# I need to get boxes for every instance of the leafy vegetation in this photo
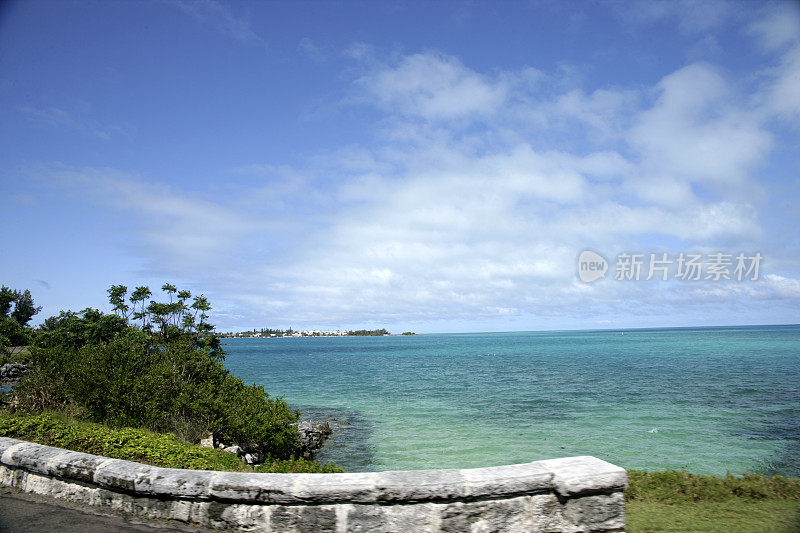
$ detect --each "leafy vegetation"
[0,411,341,473]
[626,469,800,503]
[0,286,41,351]
[5,284,312,463]
[0,347,31,367]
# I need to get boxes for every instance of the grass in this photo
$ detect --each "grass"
[627,500,800,532]
[0,410,342,473]
[626,469,800,532]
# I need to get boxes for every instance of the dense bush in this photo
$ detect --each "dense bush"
[0,286,40,349]
[0,411,341,473]
[16,332,300,457]
[35,308,128,350]
[10,283,305,461]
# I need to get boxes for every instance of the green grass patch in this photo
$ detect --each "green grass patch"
[627,500,800,532]
[626,469,800,533]
[0,410,342,473]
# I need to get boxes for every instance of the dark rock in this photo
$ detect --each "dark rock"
[295,420,332,459]
[212,418,333,465]
[0,363,29,383]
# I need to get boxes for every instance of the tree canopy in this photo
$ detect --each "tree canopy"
[0,286,41,348]
[10,283,301,459]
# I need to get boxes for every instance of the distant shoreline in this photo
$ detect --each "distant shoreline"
[221,334,403,339]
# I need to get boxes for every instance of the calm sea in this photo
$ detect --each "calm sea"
[221,325,800,476]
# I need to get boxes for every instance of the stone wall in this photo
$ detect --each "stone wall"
[0,437,627,532]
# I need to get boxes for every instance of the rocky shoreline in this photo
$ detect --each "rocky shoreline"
[199,420,333,465]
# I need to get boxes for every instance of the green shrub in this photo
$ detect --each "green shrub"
[12,283,314,463]
[0,410,242,470]
[0,286,40,347]
[35,308,128,350]
[0,317,33,348]
[0,341,28,364]
[626,469,800,503]
[14,335,300,458]
[0,411,341,473]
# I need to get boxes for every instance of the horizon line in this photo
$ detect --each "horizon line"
[219,322,800,337]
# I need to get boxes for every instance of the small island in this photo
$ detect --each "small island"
[219,327,392,338]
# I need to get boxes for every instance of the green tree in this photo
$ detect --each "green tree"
[107,285,130,321]
[130,286,152,329]
[0,286,41,346]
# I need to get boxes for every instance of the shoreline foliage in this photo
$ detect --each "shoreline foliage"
[8,284,304,461]
[0,411,342,473]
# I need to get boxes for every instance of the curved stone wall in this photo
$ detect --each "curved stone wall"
[0,437,627,532]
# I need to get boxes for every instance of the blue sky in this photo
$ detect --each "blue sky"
[1,0,799,333]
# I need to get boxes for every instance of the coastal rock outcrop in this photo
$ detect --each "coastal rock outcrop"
[0,363,29,383]
[295,420,332,459]
[198,419,332,465]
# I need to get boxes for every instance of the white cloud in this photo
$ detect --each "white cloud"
[356,52,509,120]
[550,88,639,140]
[56,169,259,272]
[617,0,739,35]
[760,274,800,299]
[748,3,800,52]
[629,63,771,187]
[38,43,794,328]
[298,37,325,61]
[18,106,122,140]
[167,0,263,45]
[765,44,800,120]
[748,5,800,121]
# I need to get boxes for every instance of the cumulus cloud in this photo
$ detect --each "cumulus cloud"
[628,63,771,187]
[45,35,799,328]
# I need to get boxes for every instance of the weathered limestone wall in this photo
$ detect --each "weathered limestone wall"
[0,437,627,532]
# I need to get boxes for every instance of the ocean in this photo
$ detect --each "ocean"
[221,325,800,476]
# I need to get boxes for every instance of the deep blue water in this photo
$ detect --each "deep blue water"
[221,325,800,475]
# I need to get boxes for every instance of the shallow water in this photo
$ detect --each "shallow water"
[222,325,800,475]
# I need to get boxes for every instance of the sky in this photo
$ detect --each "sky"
[1,0,799,334]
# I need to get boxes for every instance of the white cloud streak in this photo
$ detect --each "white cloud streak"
[45,6,800,329]
[167,0,264,45]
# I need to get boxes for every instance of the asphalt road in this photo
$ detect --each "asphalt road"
[0,486,220,533]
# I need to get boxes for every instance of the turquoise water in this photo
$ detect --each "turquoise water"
[221,325,800,476]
